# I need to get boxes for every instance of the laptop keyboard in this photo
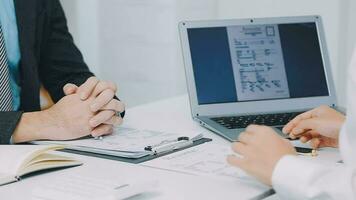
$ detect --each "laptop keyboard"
[211,112,303,129]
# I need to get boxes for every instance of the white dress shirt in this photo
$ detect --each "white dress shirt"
[271,50,356,200]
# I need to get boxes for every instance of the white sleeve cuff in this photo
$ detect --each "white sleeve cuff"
[271,155,324,200]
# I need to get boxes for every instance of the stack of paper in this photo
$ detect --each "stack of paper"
[33,127,192,159]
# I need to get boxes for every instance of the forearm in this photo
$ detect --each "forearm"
[11,111,57,144]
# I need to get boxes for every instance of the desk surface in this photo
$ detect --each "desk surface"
[0,95,340,200]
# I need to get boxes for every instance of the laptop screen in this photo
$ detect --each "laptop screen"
[187,23,329,105]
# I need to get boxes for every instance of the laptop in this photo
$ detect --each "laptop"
[179,16,336,141]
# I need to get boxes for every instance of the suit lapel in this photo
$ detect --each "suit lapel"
[14,0,41,111]
[14,0,37,59]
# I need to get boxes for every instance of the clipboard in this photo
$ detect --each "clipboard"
[60,137,212,164]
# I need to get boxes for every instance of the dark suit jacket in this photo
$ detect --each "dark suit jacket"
[0,0,95,144]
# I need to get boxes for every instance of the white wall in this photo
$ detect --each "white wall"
[337,0,354,107]
[61,0,101,76]
[96,0,218,108]
[61,0,217,107]
[343,1,356,60]
[60,0,354,108]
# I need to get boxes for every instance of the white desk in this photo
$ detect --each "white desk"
[0,95,340,200]
[124,95,230,145]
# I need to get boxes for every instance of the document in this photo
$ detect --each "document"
[44,127,177,151]
[33,127,202,159]
[144,141,342,183]
[31,174,157,200]
[227,24,290,101]
[142,143,252,181]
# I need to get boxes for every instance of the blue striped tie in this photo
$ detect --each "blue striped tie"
[0,24,14,111]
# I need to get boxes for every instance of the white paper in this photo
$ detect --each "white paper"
[34,127,200,158]
[31,174,156,200]
[143,143,252,182]
[0,173,17,186]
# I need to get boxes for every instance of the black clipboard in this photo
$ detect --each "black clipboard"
[60,138,212,164]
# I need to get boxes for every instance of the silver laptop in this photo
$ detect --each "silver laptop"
[179,16,336,141]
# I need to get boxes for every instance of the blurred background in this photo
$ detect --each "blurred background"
[60,0,356,108]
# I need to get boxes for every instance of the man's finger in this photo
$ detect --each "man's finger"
[101,99,125,113]
[283,107,322,134]
[246,124,262,133]
[104,116,123,126]
[92,81,117,97]
[78,77,99,100]
[89,110,115,128]
[63,83,78,95]
[231,142,248,156]
[289,118,318,138]
[238,131,254,144]
[90,89,115,112]
[310,137,321,149]
[91,124,114,137]
[283,110,315,134]
[227,155,249,171]
[300,134,312,143]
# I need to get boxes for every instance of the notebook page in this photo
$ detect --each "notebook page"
[0,145,58,176]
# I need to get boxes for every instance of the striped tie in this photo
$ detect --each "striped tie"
[0,24,14,111]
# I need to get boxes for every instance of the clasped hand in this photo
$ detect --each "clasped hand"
[63,77,125,137]
[44,77,125,141]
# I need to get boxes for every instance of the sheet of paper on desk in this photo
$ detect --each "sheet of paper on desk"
[33,127,195,158]
[142,143,258,183]
[31,174,157,200]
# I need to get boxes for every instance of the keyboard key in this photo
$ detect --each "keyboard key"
[211,112,303,129]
